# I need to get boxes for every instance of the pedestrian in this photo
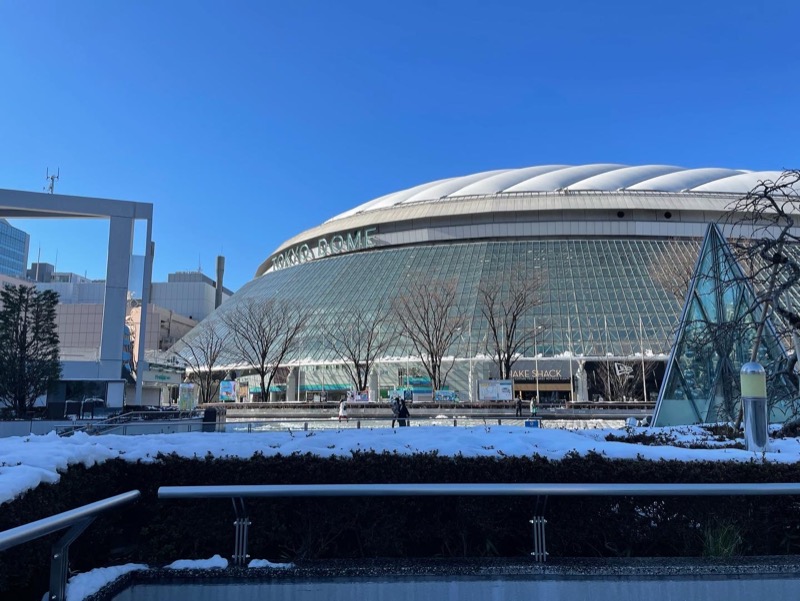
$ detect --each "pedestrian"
[398,397,410,427]
[515,396,522,417]
[338,398,348,422]
[390,394,400,428]
[530,398,537,417]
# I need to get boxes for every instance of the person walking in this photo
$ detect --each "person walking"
[529,398,537,417]
[338,398,348,422]
[515,396,523,417]
[390,394,400,428]
[398,397,410,427]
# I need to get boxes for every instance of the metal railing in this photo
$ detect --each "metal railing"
[57,410,202,437]
[73,413,633,437]
[0,490,141,601]
[157,482,800,566]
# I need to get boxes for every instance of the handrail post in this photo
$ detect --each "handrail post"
[530,495,548,563]
[231,498,250,567]
[49,517,94,601]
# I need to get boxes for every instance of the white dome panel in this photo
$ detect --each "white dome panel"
[451,165,569,196]
[504,164,627,192]
[327,177,458,222]
[568,165,683,191]
[627,168,743,192]
[325,163,786,223]
[402,169,508,203]
[691,171,785,194]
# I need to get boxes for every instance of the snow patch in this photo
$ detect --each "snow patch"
[166,554,228,570]
[65,563,147,601]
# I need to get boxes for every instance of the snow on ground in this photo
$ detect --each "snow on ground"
[64,563,147,601]
[248,558,295,568]
[166,554,228,570]
[2,424,799,506]
[1,424,796,601]
[61,556,293,601]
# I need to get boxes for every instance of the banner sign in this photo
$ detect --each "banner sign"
[178,382,197,410]
[219,380,237,402]
[478,380,513,401]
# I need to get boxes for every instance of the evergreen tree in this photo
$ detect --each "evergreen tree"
[0,285,61,416]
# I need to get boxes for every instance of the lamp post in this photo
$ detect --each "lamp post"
[740,362,768,452]
[459,325,472,402]
[568,320,574,403]
[468,333,474,402]
[639,315,647,404]
[533,318,540,404]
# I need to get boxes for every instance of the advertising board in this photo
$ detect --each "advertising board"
[478,380,513,401]
[178,382,197,410]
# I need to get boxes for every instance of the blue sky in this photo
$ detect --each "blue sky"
[1,1,798,291]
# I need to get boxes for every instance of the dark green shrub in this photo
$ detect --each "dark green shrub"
[2,452,800,598]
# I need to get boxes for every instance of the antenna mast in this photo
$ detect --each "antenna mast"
[44,167,60,194]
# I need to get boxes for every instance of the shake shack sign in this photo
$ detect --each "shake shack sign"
[490,360,573,382]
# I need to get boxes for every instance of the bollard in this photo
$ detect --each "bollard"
[741,362,768,452]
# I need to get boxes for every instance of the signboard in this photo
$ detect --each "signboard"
[272,227,378,271]
[178,382,197,410]
[141,369,183,385]
[478,380,513,401]
[219,380,237,402]
[489,360,573,382]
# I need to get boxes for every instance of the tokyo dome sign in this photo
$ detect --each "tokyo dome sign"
[271,227,378,271]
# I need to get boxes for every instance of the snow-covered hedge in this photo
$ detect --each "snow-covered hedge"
[3,448,800,598]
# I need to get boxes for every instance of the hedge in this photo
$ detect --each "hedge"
[2,452,800,598]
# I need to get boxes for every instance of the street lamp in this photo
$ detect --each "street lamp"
[740,362,768,452]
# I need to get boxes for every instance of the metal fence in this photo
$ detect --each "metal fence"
[157,482,800,566]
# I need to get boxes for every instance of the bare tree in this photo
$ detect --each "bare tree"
[221,298,308,402]
[173,320,230,405]
[325,303,398,392]
[726,170,800,357]
[723,170,800,423]
[392,278,466,394]
[478,271,544,380]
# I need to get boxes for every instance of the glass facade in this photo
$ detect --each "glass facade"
[190,238,700,367]
[654,225,796,426]
[0,219,29,278]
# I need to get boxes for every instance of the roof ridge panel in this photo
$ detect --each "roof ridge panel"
[627,168,744,192]
[690,171,786,193]
[504,164,628,193]
[449,165,571,196]
[568,165,683,191]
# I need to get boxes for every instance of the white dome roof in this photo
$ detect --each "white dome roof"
[327,164,783,223]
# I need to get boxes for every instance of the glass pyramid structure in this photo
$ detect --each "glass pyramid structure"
[652,223,796,426]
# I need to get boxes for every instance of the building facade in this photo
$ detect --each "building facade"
[179,164,798,410]
[36,270,227,411]
[0,219,29,278]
